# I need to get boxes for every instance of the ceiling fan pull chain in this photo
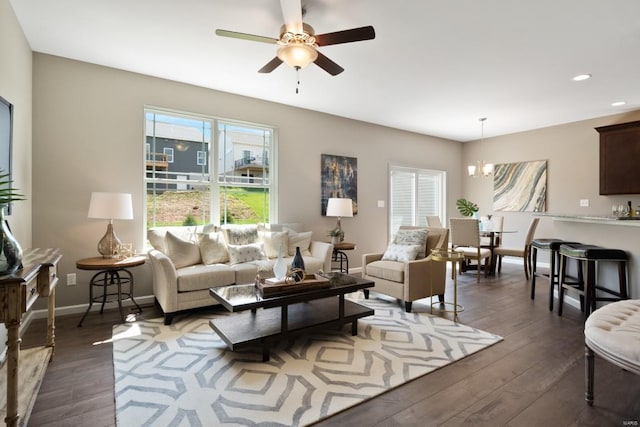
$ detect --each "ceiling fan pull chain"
[296,66,301,94]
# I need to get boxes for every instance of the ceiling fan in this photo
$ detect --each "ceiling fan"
[215,0,375,76]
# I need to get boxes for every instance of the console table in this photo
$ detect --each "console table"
[0,248,61,427]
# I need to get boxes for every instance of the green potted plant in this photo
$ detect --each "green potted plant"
[456,198,479,217]
[1,169,25,274]
[327,227,342,244]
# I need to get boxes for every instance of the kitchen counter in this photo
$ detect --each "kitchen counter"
[535,213,640,227]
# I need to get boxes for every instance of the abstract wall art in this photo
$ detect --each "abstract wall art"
[493,160,547,212]
[320,154,357,215]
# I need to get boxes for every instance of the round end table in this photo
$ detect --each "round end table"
[76,255,145,326]
[430,249,465,318]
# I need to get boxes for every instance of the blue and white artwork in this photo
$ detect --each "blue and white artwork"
[493,160,547,212]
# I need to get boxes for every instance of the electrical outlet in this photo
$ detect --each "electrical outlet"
[67,273,76,286]
[377,200,385,208]
[580,199,590,207]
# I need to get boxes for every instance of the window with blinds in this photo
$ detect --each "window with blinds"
[389,165,445,238]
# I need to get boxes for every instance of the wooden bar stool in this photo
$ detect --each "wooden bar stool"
[558,244,629,318]
[530,238,580,311]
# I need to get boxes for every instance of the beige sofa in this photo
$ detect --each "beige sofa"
[147,223,333,324]
[361,226,449,312]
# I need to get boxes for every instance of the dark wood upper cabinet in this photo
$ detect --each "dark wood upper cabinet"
[596,120,640,195]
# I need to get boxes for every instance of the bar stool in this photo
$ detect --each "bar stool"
[558,244,629,318]
[530,239,581,311]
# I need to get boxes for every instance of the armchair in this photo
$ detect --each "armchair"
[361,226,450,312]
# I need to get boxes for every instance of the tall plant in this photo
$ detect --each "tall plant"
[0,169,25,207]
[456,198,479,217]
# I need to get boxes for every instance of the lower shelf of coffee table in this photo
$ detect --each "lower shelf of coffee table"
[209,297,373,352]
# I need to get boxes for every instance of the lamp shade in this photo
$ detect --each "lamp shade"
[326,198,353,218]
[88,192,133,220]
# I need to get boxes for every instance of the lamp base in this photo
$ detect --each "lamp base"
[97,221,121,258]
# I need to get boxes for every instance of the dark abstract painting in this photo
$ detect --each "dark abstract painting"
[320,154,357,215]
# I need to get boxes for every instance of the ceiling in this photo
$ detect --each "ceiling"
[9,0,640,142]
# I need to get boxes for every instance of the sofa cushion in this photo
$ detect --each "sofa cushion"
[394,228,429,259]
[258,230,289,259]
[227,242,268,265]
[222,224,259,245]
[286,230,312,256]
[148,224,217,253]
[382,243,421,263]
[366,260,405,283]
[165,231,201,268]
[198,231,229,264]
[176,264,235,292]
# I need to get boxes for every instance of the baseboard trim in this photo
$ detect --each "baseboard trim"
[30,295,157,320]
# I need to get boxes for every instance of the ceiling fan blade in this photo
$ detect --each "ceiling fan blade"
[314,51,344,76]
[315,26,376,46]
[215,29,278,44]
[280,0,303,33]
[258,57,283,73]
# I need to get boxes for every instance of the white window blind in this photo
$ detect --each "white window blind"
[389,165,445,239]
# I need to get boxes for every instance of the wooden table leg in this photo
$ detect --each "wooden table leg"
[5,321,21,427]
[46,286,56,356]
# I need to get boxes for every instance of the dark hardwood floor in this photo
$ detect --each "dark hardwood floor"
[22,263,640,426]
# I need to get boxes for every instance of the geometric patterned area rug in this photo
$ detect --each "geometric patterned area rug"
[113,293,502,426]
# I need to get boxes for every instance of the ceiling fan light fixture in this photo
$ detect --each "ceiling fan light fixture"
[277,43,318,69]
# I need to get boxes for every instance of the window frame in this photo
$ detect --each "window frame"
[144,106,278,229]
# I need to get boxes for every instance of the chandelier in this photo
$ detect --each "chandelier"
[468,118,494,177]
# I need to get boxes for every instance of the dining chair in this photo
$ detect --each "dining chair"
[426,216,443,227]
[450,218,492,283]
[493,217,540,279]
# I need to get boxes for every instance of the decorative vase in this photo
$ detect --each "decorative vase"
[331,235,340,245]
[290,246,305,282]
[0,206,23,274]
[273,243,287,280]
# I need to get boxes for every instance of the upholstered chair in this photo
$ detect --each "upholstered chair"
[493,217,540,279]
[361,226,449,312]
[450,218,492,283]
[426,216,443,227]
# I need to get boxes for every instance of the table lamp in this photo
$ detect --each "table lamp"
[88,192,133,258]
[326,198,353,242]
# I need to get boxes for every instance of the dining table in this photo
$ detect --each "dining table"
[480,228,517,275]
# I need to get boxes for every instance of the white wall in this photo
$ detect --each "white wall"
[462,110,640,300]
[31,53,463,308]
[0,0,33,364]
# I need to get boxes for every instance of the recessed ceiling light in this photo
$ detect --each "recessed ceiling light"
[611,101,627,107]
[572,74,592,81]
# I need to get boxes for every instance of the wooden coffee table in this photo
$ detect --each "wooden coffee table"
[208,274,375,361]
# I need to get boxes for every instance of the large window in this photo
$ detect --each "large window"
[145,108,276,228]
[389,165,445,238]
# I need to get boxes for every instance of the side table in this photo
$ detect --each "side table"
[76,255,145,327]
[430,249,465,319]
[332,242,356,273]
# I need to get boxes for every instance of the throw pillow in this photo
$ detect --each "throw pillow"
[197,231,229,265]
[258,230,289,259]
[382,243,421,263]
[165,231,201,268]
[227,242,268,265]
[393,228,429,259]
[222,224,259,246]
[286,230,312,256]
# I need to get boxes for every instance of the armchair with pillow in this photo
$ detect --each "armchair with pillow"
[147,223,333,324]
[361,226,450,312]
